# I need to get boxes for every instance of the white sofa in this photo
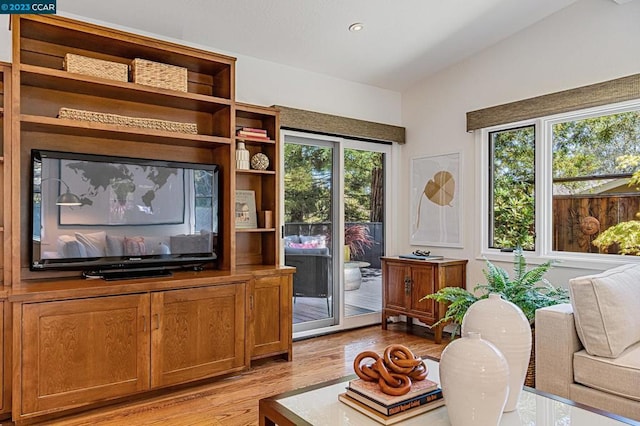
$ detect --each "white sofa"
[47,231,212,259]
[535,264,640,421]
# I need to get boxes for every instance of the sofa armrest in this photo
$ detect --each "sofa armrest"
[535,303,583,397]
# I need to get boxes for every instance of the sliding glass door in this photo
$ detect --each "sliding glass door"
[283,137,336,331]
[282,130,390,336]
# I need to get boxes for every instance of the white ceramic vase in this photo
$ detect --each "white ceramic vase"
[236,142,250,170]
[461,293,532,412]
[439,331,509,426]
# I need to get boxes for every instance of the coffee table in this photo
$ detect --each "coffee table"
[259,358,637,425]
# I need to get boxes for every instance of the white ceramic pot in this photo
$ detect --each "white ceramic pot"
[439,331,509,426]
[344,263,362,291]
[461,293,532,412]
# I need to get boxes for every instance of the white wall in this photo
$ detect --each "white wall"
[0,14,401,126]
[0,16,10,63]
[400,0,640,288]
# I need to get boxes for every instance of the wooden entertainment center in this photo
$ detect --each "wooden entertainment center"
[0,15,293,424]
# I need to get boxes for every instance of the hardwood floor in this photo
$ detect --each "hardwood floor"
[31,323,447,426]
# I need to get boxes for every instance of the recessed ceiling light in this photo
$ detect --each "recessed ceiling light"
[348,22,364,32]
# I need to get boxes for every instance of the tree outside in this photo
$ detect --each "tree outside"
[491,109,640,254]
[284,144,384,263]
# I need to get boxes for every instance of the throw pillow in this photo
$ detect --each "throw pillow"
[124,236,146,256]
[105,235,124,257]
[300,235,327,248]
[570,263,640,358]
[284,235,302,247]
[75,231,107,257]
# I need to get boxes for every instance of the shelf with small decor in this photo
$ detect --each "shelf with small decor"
[13,14,237,279]
[234,103,279,267]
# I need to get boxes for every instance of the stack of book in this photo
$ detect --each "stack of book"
[236,127,270,140]
[339,377,444,425]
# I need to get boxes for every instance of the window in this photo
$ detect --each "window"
[488,126,535,250]
[482,101,640,261]
[193,169,214,233]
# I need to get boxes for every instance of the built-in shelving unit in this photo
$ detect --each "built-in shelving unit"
[0,62,11,420]
[6,15,292,423]
[234,102,280,267]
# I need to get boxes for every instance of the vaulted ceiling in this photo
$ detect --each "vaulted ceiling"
[58,0,582,91]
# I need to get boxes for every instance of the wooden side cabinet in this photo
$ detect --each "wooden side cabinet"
[249,272,292,361]
[381,257,467,343]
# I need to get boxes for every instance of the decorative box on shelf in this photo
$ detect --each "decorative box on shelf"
[58,107,198,134]
[131,58,188,92]
[63,53,129,82]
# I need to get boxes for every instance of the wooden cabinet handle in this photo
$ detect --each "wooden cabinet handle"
[142,315,147,332]
[152,313,160,330]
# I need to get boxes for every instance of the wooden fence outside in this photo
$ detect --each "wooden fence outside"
[553,194,640,253]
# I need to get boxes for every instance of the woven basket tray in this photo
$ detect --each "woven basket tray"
[131,58,188,92]
[58,107,198,134]
[63,53,129,82]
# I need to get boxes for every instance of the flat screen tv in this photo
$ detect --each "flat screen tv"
[30,149,220,280]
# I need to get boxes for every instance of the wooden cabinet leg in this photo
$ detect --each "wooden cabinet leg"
[381,311,388,330]
[434,324,443,344]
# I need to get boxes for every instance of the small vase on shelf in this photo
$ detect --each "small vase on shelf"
[236,142,250,170]
[439,331,509,425]
[461,293,532,412]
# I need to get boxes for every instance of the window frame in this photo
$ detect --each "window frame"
[478,99,640,269]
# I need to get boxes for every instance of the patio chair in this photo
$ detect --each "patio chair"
[284,250,332,316]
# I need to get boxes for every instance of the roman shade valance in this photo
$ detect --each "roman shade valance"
[274,105,406,144]
[466,73,640,132]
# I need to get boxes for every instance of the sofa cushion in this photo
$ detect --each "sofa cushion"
[300,235,327,248]
[573,341,640,402]
[284,247,329,256]
[75,231,107,257]
[284,235,301,247]
[58,235,87,258]
[570,264,640,358]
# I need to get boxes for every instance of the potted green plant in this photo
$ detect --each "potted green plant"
[423,248,569,387]
[422,247,569,338]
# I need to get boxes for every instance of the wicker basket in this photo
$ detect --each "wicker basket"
[58,107,197,134]
[525,327,536,387]
[131,58,188,92]
[63,53,129,82]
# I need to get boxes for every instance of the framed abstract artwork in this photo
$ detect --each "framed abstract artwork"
[410,152,462,247]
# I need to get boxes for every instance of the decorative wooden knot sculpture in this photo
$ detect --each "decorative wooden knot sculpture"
[353,344,429,396]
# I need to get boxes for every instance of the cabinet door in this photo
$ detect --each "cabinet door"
[408,265,437,322]
[383,262,409,311]
[20,294,150,416]
[151,283,246,388]
[250,274,292,360]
